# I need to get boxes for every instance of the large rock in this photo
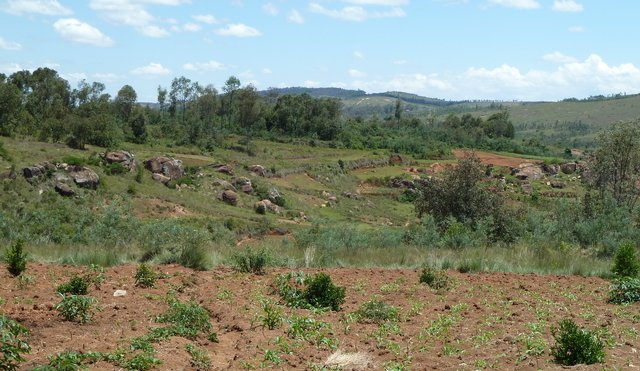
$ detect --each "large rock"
[255,199,280,214]
[213,179,236,191]
[560,162,577,174]
[541,163,560,176]
[212,164,233,175]
[144,157,184,180]
[104,150,136,172]
[268,187,281,202]
[390,178,415,189]
[241,184,254,194]
[67,166,100,189]
[389,154,404,165]
[249,165,267,177]
[512,163,544,181]
[232,177,251,187]
[218,190,238,206]
[54,182,75,196]
[23,164,46,180]
[152,173,171,184]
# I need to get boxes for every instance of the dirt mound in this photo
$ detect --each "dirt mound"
[3,264,635,369]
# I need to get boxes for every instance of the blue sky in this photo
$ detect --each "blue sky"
[1,0,638,102]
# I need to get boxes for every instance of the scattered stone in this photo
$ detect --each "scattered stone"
[54,182,75,196]
[152,173,171,184]
[104,150,136,172]
[541,163,560,176]
[218,190,239,206]
[249,164,267,176]
[232,177,251,187]
[240,184,254,194]
[390,178,415,189]
[144,156,184,180]
[255,199,281,214]
[67,166,100,189]
[342,191,360,200]
[22,164,46,180]
[212,164,233,175]
[560,162,577,174]
[328,196,338,202]
[389,154,404,165]
[113,290,127,297]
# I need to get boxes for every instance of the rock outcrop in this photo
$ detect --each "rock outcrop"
[144,157,184,182]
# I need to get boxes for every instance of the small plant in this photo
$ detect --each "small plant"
[608,276,640,304]
[135,264,157,288]
[259,299,284,330]
[354,300,400,324]
[550,319,605,366]
[0,315,31,371]
[56,275,89,295]
[230,247,270,275]
[55,294,98,324]
[186,343,211,370]
[123,352,162,370]
[457,260,482,273]
[105,162,127,175]
[37,351,103,370]
[274,272,346,311]
[156,298,212,339]
[419,267,450,290]
[5,239,27,277]
[16,273,34,290]
[612,242,640,278]
[287,315,336,348]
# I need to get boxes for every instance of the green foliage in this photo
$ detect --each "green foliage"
[286,315,336,348]
[105,162,127,175]
[353,300,400,324]
[185,343,211,370]
[5,239,27,277]
[134,263,157,288]
[303,273,346,311]
[56,275,89,295]
[550,319,605,366]
[419,267,450,290]
[608,277,640,304]
[122,352,161,371]
[156,298,213,339]
[0,315,31,371]
[230,247,270,274]
[55,294,97,324]
[612,242,640,278]
[258,299,284,330]
[37,351,103,370]
[61,155,86,166]
[274,272,346,311]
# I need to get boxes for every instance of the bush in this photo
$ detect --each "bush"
[106,162,127,175]
[550,319,605,366]
[274,272,346,311]
[354,300,400,323]
[156,298,213,339]
[5,239,27,277]
[135,264,157,288]
[612,242,639,278]
[419,267,450,290]
[56,275,89,295]
[55,294,98,324]
[608,277,640,304]
[0,315,31,371]
[230,247,270,274]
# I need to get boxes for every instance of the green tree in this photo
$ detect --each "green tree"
[130,107,148,144]
[114,84,137,123]
[612,242,640,278]
[592,120,640,207]
[0,76,23,136]
[394,97,402,125]
[169,76,197,126]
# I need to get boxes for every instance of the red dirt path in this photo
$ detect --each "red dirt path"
[2,264,637,370]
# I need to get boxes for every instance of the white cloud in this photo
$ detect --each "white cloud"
[342,0,408,5]
[354,73,452,94]
[568,26,585,32]
[130,62,170,76]
[53,18,114,47]
[177,22,200,32]
[263,2,278,16]
[192,14,217,24]
[309,3,406,21]
[0,37,21,50]
[2,0,71,15]
[353,51,365,59]
[488,0,540,9]
[90,0,185,37]
[552,0,583,12]
[215,23,261,37]
[543,51,577,64]
[288,9,304,24]
[348,69,367,78]
[183,60,225,71]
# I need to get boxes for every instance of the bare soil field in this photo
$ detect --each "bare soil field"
[453,149,540,168]
[2,264,638,370]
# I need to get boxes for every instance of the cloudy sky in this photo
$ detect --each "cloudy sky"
[1,0,638,101]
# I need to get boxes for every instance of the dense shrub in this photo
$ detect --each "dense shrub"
[156,298,212,339]
[56,275,89,295]
[55,294,98,324]
[612,242,639,278]
[354,300,400,323]
[274,272,346,311]
[134,264,157,288]
[0,315,31,371]
[608,277,640,304]
[5,239,27,277]
[419,267,450,290]
[550,319,605,365]
[230,247,270,274]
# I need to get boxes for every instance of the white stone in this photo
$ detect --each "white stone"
[113,290,127,297]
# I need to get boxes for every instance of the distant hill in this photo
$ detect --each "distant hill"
[262,87,367,99]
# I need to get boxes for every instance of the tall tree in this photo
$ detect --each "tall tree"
[157,85,167,119]
[114,84,137,123]
[169,76,197,125]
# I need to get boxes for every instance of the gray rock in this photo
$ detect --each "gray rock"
[152,173,171,184]
[23,165,46,179]
[514,164,544,181]
[212,164,233,175]
[213,179,236,191]
[541,163,560,176]
[249,165,267,176]
[560,162,577,174]
[550,181,566,189]
[67,166,100,189]
[113,290,127,297]
[104,150,136,172]
[144,156,184,180]
[268,187,281,202]
[54,182,75,196]
[232,177,251,187]
[241,184,254,194]
[218,190,238,206]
